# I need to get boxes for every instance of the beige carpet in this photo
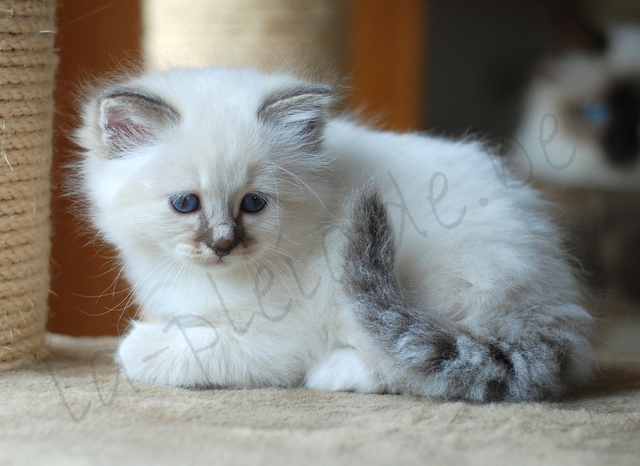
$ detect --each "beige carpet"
[1,333,639,466]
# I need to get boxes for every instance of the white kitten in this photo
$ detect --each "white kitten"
[76,67,594,401]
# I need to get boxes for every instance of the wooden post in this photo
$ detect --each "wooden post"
[348,0,428,131]
[142,0,349,81]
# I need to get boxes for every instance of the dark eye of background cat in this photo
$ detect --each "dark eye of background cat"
[240,193,268,213]
[170,193,200,213]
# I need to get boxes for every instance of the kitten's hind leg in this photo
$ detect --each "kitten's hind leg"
[343,189,594,402]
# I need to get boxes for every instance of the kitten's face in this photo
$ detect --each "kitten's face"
[126,141,282,269]
[78,69,334,272]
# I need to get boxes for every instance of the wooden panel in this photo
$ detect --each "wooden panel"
[48,0,141,336]
[348,0,428,131]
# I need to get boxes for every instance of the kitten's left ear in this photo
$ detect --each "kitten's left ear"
[257,84,332,150]
[98,88,180,157]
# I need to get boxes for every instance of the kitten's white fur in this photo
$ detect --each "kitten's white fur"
[77,67,594,401]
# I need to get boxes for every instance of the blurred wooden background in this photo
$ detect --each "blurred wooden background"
[49,0,142,336]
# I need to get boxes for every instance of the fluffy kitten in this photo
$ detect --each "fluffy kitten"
[76,67,594,402]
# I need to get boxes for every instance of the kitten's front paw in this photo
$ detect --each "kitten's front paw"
[305,347,384,394]
[117,322,169,385]
[117,321,204,387]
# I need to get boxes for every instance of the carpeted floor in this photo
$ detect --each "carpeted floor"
[1,331,639,465]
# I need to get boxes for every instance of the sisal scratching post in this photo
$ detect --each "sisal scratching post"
[142,0,348,79]
[0,0,56,370]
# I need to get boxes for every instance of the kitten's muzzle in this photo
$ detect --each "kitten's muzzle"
[202,222,244,258]
[211,238,235,257]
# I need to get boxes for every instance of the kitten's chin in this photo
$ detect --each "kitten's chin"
[184,251,256,271]
[176,242,273,272]
[187,255,236,268]
[175,243,251,269]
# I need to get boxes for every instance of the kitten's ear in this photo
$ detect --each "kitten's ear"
[97,88,179,157]
[257,84,332,150]
[552,6,608,54]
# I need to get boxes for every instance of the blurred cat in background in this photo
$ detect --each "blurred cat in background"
[511,22,640,302]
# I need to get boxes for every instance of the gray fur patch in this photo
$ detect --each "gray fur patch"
[344,189,457,373]
[343,188,579,402]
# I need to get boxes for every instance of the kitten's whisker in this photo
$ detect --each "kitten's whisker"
[257,243,305,269]
[267,162,331,213]
[249,252,304,302]
[138,258,185,321]
[124,255,177,317]
[268,167,282,234]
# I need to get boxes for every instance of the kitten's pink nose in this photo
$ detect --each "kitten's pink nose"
[212,238,234,257]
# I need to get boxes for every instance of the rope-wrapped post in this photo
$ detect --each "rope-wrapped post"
[142,0,348,79]
[0,0,56,370]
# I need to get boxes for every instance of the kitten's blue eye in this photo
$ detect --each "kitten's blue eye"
[581,101,611,127]
[170,194,200,213]
[240,193,268,213]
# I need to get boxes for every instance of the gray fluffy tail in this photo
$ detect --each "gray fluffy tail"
[344,189,592,402]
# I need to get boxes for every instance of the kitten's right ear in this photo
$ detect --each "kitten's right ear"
[97,88,179,157]
[553,7,608,54]
[258,84,332,151]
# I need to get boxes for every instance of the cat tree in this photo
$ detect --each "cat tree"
[0,0,56,370]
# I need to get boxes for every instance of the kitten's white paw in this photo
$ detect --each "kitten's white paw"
[117,321,204,387]
[117,322,165,384]
[305,347,384,394]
